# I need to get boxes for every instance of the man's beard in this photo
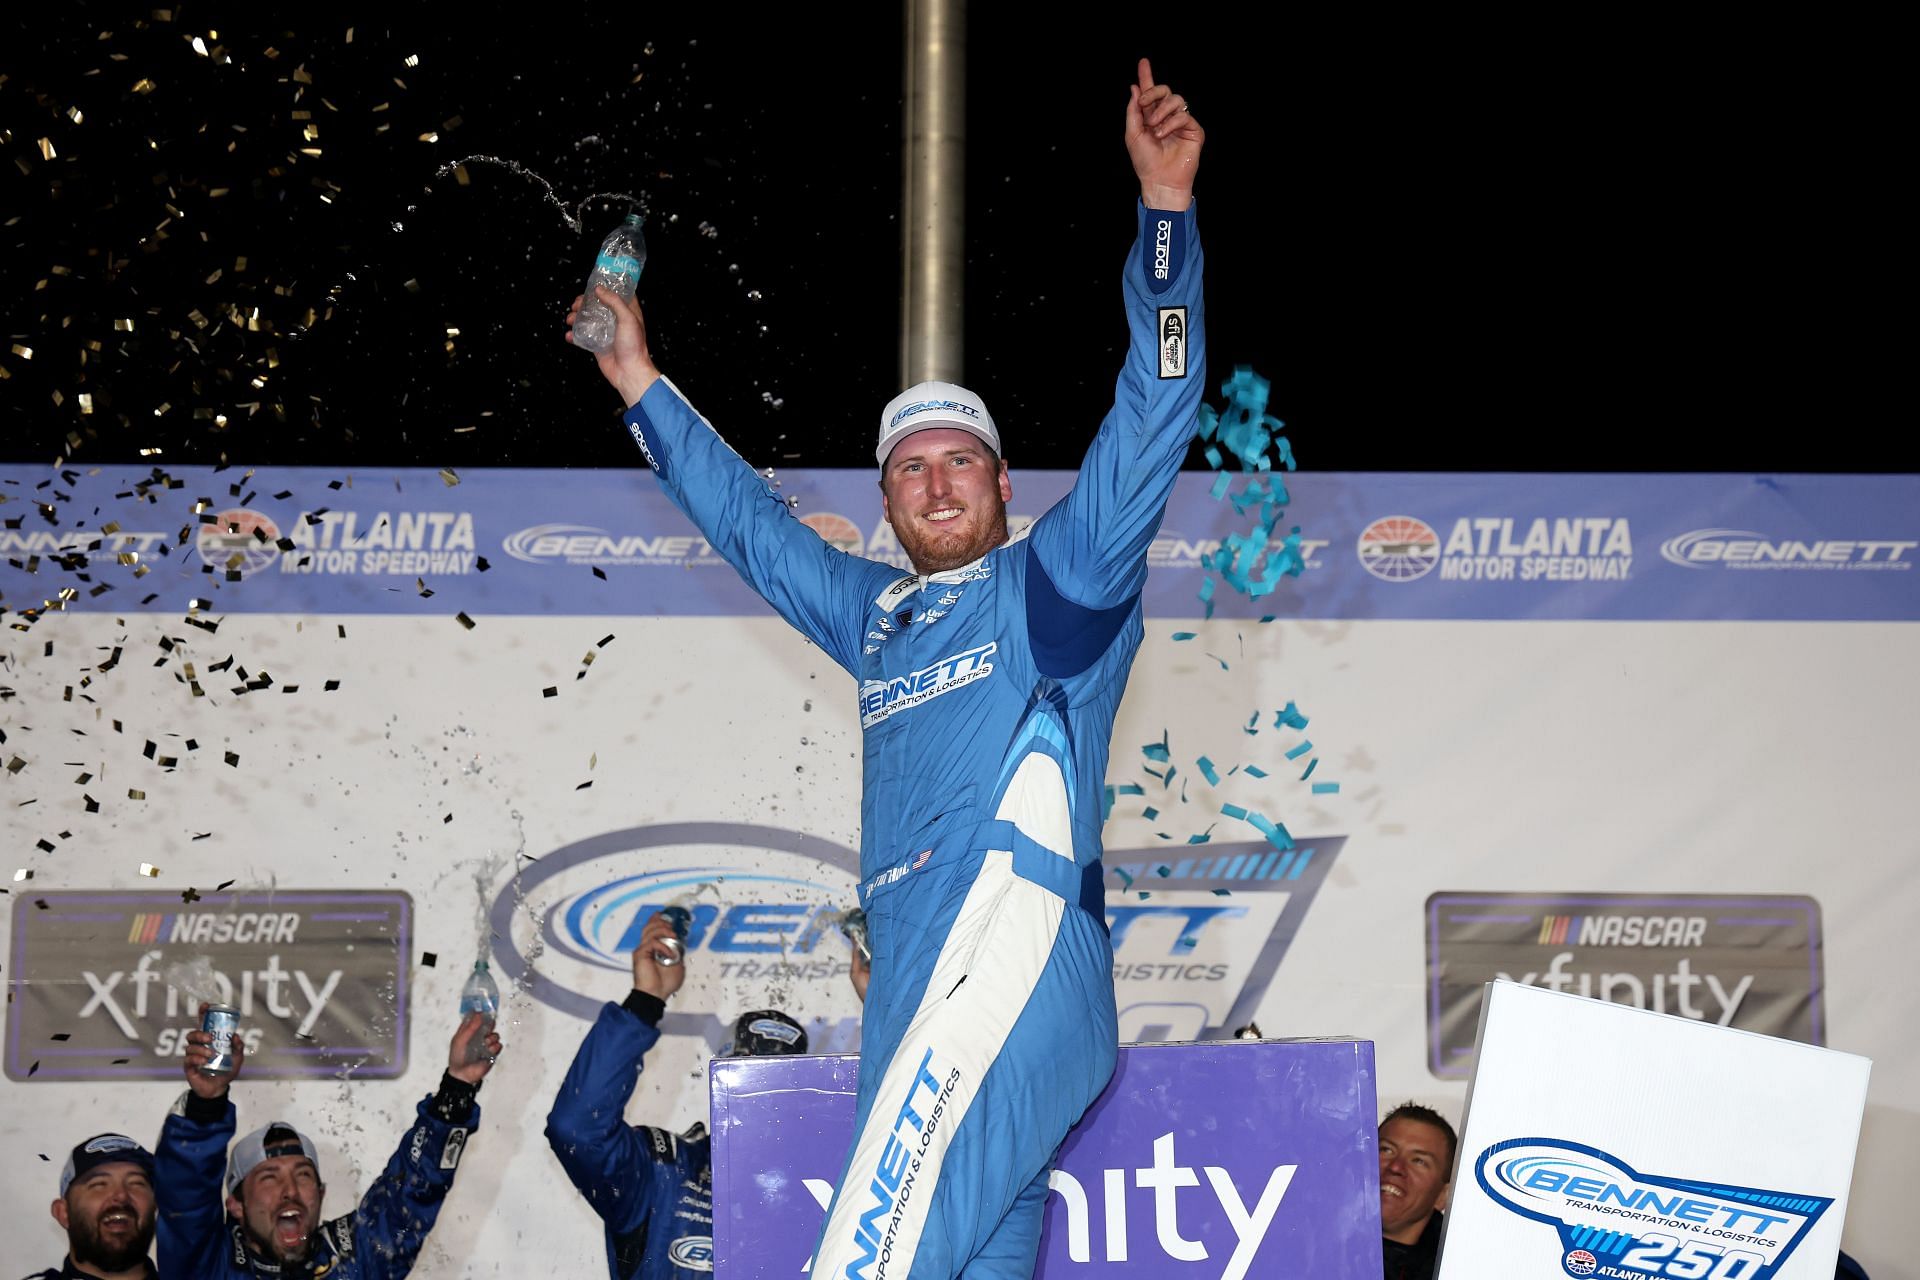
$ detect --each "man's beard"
[894,505,1008,575]
[71,1207,155,1271]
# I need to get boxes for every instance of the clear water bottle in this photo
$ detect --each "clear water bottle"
[572,212,647,353]
[458,959,499,1065]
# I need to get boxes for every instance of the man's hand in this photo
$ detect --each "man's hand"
[182,1003,242,1099]
[1126,58,1204,211]
[630,912,689,1002]
[849,944,870,1004]
[565,285,660,409]
[447,1012,503,1085]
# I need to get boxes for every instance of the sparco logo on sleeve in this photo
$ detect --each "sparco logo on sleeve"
[1158,307,1188,380]
[1153,218,1172,279]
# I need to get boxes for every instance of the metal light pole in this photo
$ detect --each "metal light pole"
[900,0,966,388]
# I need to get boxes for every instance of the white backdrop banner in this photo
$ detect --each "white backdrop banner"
[2,466,1913,1277]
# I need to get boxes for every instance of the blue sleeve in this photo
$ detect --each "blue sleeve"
[1027,201,1206,662]
[545,1001,663,1246]
[347,1077,480,1279]
[154,1090,236,1279]
[623,379,886,676]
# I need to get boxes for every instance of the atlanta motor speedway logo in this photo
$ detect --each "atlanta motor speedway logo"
[1357,516,1441,581]
[195,507,283,579]
[490,823,1345,1052]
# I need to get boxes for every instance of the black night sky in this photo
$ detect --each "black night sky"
[2,3,1907,474]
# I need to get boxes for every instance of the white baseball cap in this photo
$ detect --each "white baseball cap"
[876,381,1001,468]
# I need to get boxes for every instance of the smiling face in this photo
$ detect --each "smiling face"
[879,427,1012,575]
[229,1154,326,1264]
[53,1161,157,1273]
[1378,1116,1452,1245]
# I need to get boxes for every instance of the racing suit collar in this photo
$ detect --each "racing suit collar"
[919,525,1024,588]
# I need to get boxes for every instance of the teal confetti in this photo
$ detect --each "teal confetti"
[1138,891,1153,899]
[1204,443,1223,469]
[1259,614,1276,623]
[1299,757,1318,781]
[1211,888,1233,896]
[1171,631,1197,642]
[1221,803,1249,820]
[1114,867,1135,890]
[1143,734,1171,763]
[1207,652,1229,671]
[1142,806,1159,820]
[1155,864,1172,877]
[1186,825,1215,845]
[1244,710,1261,735]
[1244,765,1269,778]
[1312,782,1340,795]
[1117,783,1145,796]
[1178,935,1198,950]
[1164,764,1178,788]
[1274,702,1309,730]
[1209,471,1231,500]
[1285,740,1313,761]
[1242,810,1295,850]
[1103,785,1115,820]
[1197,757,1220,785]
[1142,765,1166,782]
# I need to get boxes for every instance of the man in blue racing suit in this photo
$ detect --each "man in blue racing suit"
[154,1005,501,1277]
[545,910,834,1278]
[567,58,1205,1279]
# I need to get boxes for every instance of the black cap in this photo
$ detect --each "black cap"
[60,1133,156,1196]
[729,1010,808,1057]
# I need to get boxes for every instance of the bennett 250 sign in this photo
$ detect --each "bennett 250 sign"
[489,823,1344,1052]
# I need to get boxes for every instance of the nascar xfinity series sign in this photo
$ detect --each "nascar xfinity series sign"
[1425,893,1824,1078]
[6,890,411,1081]
[1440,982,1868,1280]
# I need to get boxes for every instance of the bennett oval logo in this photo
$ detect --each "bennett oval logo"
[799,512,864,556]
[195,508,281,578]
[487,823,861,1029]
[668,1236,714,1270]
[1357,516,1440,582]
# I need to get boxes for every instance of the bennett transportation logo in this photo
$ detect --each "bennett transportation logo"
[1660,528,1916,571]
[502,522,720,569]
[6,891,411,1082]
[1150,529,1329,573]
[1475,1138,1829,1280]
[858,643,997,727]
[1362,516,1633,584]
[490,824,1344,1054]
[1426,893,1824,1078]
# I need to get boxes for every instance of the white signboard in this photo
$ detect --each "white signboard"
[1441,980,1870,1280]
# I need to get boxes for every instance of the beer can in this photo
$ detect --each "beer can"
[653,905,692,967]
[201,1004,239,1075]
[839,908,872,962]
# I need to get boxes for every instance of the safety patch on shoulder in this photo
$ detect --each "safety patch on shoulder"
[1158,307,1189,380]
[640,1125,677,1163]
[440,1126,469,1170]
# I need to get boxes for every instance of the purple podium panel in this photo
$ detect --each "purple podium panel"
[710,1038,1383,1279]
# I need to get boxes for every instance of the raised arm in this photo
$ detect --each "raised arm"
[345,1016,496,1279]
[566,287,888,676]
[154,1010,245,1276]
[1028,59,1208,633]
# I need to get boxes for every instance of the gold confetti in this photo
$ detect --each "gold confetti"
[10,344,31,359]
[12,869,31,883]
[138,862,161,877]
[38,137,55,160]
[132,77,157,94]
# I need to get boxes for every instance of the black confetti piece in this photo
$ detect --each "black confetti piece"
[422,952,438,968]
